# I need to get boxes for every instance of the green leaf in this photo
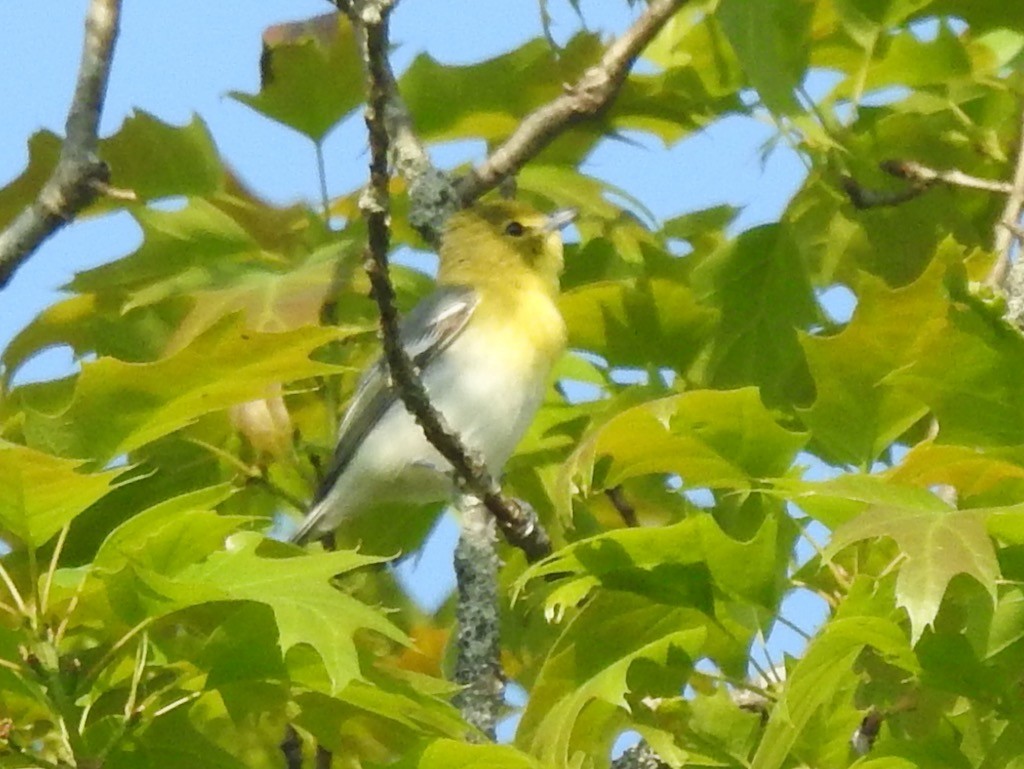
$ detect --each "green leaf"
[827,505,998,642]
[106,704,249,769]
[559,388,806,521]
[230,13,363,142]
[295,676,466,757]
[92,484,242,575]
[889,442,1024,505]
[751,610,915,769]
[70,195,331,306]
[19,318,343,462]
[0,440,123,548]
[889,298,1024,449]
[2,294,187,381]
[99,111,223,201]
[418,740,543,769]
[516,591,710,767]
[717,0,813,114]
[0,131,61,226]
[798,252,953,466]
[662,205,741,250]
[172,533,406,693]
[520,511,784,611]
[400,33,603,147]
[0,113,223,231]
[690,224,818,406]
[773,472,951,530]
[559,278,717,372]
[162,240,362,353]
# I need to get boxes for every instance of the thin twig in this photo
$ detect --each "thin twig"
[0,0,122,290]
[0,560,28,616]
[454,0,687,204]
[184,436,307,511]
[841,157,1019,211]
[151,691,201,718]
[123,631,148,719]
[83,617,153,683]
[883,159,1016,195]
[992,107,1024,290]
[40,524,71,618]
[354,3,552,562]
[314,142,331,216]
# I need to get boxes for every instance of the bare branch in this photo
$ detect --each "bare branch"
[841,157,1020,211]
[454,0,686,204]
[991,108,1024,291]
[0,0,122,291]
[882,159,1016,195]
[354,3,552,562]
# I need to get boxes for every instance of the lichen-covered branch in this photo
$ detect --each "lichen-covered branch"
[0,0,122,290]
[451,498,503,739]
[354,3,552,562]
[454,0,686,204]
[611,743,670,769]
[339,0,457,245]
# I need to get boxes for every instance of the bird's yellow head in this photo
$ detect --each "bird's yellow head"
[437,201,575,296]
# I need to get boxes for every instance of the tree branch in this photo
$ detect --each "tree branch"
[373,34,457,245]
[883,159,1017,196]
[991,107,1024,294]
[338,0,458,245]
[840,156,1024,211]
[611,743,669,769]
[353,2,552,562]
[454,0,686,204]
[451,498,503,739]
[0,0,122,291]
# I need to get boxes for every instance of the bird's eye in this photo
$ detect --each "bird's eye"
[504,221,525,237]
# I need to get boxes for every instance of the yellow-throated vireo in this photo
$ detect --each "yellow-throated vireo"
[292,200,576,545]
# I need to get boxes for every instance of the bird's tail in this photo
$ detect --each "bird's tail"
[290,501,329,546]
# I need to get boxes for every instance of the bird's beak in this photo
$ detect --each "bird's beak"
[544,208,578,232]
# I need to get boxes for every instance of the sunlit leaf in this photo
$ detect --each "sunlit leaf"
[0,440,123,548]
[418,740,543,769]
[798,251,955,466]
[158,534,405,694]
[516,591,711,767]
[559,387,805,521]
[827,505,998,642]
[231,13,363,142]
[559,278,717,371]
[99,111,223,201]
[18,318,344,461]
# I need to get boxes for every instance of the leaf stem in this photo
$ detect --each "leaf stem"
[40,524,71,618]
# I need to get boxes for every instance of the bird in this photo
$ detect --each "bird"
[291,200,576,546]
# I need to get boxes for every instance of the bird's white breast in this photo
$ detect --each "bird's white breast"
[328,317,554,514]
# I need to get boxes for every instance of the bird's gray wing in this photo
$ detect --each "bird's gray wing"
[310,284,480,507]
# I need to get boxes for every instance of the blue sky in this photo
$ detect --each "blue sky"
[0,0,828,671]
